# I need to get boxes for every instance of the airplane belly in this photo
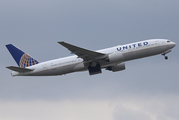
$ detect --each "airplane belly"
[25,64,77,76]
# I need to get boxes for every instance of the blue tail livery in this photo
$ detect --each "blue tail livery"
[6,44,40,68]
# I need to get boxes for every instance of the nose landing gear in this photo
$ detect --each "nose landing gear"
[162,53,168,60]
[165,56,168,60]
[161,49,172,60]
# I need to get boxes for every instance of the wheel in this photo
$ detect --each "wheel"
[165,56,168,60]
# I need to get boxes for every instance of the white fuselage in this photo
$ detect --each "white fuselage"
[11,39,176,76]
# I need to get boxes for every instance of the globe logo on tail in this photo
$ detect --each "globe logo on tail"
[20,54,39,68]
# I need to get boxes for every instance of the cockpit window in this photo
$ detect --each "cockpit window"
[167,40,170,42]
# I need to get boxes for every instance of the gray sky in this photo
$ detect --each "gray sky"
[0,0,179,120]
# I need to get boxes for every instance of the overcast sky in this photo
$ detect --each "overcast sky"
[0,0,179,120]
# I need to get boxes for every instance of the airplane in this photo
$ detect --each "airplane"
[6,39,176,76]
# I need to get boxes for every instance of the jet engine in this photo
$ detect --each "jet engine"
[106,62,125,72]
[108,51,124,64]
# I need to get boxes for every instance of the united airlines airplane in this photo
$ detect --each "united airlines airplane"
[6,39,176,76]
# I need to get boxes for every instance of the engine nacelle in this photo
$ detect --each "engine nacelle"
[106,62,125,72]
[108,51,124,64]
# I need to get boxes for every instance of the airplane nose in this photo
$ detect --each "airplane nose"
[167,41,176,49]
[172,42,176,47]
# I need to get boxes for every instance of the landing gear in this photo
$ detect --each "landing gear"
[161,50,172,60]
[162,54,168,60]
[165,56,168,60]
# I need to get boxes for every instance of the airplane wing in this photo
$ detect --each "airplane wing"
[58,42,107,61]
[6,66,34,72]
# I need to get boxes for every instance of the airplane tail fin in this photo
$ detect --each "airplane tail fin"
[6,44,40,68]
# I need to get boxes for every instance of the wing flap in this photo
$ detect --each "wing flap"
[6,66,34,72]
[58,41,107,61]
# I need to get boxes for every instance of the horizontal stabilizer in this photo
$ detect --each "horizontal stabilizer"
[6,66,34,72]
